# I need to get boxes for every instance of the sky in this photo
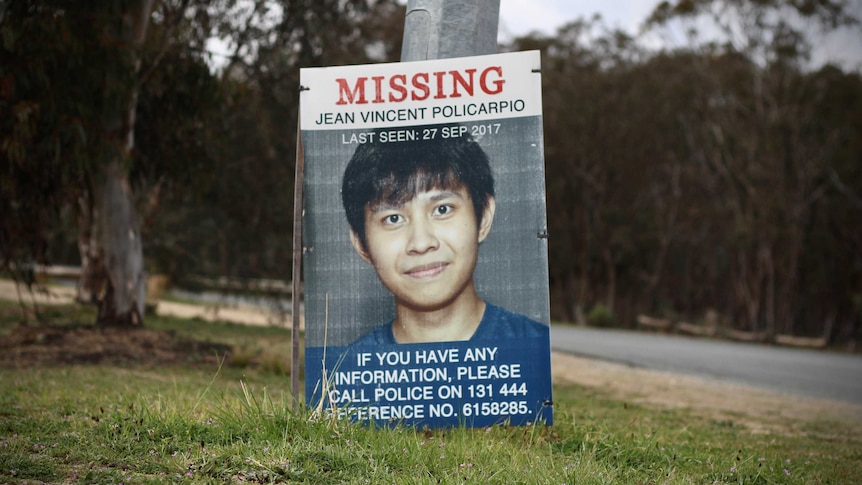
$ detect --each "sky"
[495,0,862,70]
[497,0,655,40]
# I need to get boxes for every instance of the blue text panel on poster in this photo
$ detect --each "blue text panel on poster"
[306,337,552,428]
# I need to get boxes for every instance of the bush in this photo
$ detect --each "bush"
[587,304,615,328]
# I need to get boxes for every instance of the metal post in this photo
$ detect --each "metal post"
[401,0,500,62]
[290,122,303,407]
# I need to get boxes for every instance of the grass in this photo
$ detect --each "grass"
[0,301,860,484]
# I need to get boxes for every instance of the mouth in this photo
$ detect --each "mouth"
[404,262,448,279]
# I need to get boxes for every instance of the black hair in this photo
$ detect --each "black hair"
[341,126,495,248]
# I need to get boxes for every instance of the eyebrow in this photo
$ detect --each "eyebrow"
[368,190,464,213]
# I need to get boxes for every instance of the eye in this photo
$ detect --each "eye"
[382,214,403,225]
[433,204,453,216]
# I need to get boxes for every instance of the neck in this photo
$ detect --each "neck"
[392,290,485,343]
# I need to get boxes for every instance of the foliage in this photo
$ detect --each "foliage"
[586,304,615,328]
[514,1,862,343]
[144,0,405,281]
[0,1,97,266]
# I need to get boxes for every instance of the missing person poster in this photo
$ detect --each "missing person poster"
[299,50,552,428]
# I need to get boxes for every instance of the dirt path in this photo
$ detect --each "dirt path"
[0,278,297,327]
[3,278,860,433]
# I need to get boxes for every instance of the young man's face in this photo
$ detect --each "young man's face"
[350,185,495,312]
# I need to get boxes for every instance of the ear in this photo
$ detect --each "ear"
[349,229,373,264]
[477,196,496,243]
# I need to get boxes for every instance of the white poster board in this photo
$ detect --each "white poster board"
[300,51,552,427]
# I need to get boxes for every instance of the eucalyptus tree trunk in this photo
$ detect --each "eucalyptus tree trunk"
[96,162,146,326]
[77,0,156,326]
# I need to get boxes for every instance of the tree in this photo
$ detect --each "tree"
[1,0,401,328]
[1,0,220,326]
[144,0,405,284]
[508,1,862,344]
[646,0,859,338]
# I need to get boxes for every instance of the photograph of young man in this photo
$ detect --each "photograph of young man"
[342,128,549,345]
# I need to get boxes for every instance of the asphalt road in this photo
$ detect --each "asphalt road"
[550,325,862,405]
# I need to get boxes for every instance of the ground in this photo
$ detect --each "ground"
[0,324,230,367]
[552,352,862,436]
[2,278,861,435]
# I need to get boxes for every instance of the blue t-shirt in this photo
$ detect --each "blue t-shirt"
[351,303,548,346]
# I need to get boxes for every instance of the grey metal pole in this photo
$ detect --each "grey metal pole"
[401,0,500,62]
[290,121,303,408]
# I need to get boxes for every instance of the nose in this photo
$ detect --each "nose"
[406,217,439,254]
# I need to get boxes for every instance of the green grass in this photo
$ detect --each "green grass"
[0,301,860,484]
